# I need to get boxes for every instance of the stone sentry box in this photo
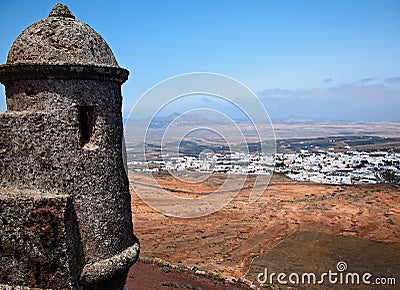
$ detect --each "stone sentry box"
[0,4,139,290]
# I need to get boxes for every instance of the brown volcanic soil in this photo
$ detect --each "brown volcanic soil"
[125,260,246,290]
[128,172,400,287]
[247,231,400,289]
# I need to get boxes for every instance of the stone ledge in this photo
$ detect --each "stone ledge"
[0,64,128,84]
[0,188,69,199]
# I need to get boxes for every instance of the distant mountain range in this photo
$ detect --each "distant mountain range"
[124,113,400,127]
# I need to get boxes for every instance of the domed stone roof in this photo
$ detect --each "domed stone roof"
[7,3,119,67]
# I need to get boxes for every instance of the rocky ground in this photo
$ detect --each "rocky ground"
[126,172,400,289]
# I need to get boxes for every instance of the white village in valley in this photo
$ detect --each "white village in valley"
[128,147,400,185]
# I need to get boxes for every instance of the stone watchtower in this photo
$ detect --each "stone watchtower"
[0,4,139,289]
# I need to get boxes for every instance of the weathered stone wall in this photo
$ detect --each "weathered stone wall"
[0,80,136,288]
[0,189,81,289]
[0,110,81,191]
[0,4,139,289]
[5,78,121,112]
[0,78,135,263]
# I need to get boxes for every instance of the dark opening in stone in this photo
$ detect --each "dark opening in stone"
[78,106,96,146]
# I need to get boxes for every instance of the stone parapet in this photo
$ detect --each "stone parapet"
[0,189,80,289]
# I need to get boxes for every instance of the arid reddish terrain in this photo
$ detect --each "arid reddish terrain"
[128,172,400,288]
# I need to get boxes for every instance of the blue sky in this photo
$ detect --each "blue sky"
[0,0,399,121]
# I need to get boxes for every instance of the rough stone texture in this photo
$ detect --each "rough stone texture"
[0,190,80,289]
[7,4,118,67]
[0,3,139,290]
[0,65,128,85]
[48,3,75,19]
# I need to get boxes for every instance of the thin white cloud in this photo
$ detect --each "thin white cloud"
[257,80,400,121]
[322,78,333,83]
[354,77,376,84]
[385,76,400,84]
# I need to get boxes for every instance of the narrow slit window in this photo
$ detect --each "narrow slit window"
[78,106,96,146]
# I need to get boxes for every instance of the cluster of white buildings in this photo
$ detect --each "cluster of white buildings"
[276,150,400,184]
[128,151,274,175]
[128,149,400,185]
